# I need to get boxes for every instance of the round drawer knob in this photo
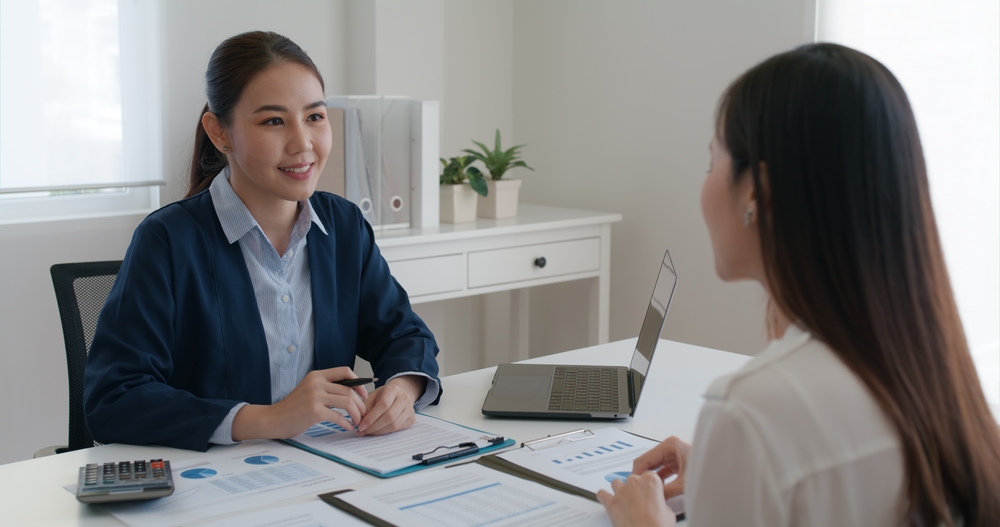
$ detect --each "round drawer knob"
[534,257,547,268]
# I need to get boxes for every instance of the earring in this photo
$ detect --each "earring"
[743,205,755,226]
[222,146,230,152]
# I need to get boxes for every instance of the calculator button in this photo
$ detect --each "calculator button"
[84,464,99,485]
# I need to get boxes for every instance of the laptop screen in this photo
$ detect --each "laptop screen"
[628,250,677,411]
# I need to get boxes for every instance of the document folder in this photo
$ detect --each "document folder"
[284,413,515,479]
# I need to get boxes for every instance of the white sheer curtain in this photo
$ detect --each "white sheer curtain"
[0,0,161,221]
[818,0,1000,403]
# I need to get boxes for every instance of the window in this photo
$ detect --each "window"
[0,0,162,223]
[818,0,1000,403]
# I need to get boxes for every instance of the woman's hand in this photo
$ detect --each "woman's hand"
[595,436,690,527]
[232,367,368,441]
[357,375,426,436]
[632,436,691,499]
[596,472,677,527]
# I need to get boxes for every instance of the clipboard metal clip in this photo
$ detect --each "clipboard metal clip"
[521,429,595,451]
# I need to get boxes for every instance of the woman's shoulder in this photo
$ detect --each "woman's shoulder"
[708,328,890,427]
[127,191,221,250]
[139,191,215,231]
[700,326,901,487]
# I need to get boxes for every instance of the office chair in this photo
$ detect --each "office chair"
[34,261,122,458]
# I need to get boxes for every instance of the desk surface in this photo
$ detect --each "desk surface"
[0,338,748,526]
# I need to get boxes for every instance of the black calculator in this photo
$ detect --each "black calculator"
[76,459,174,503]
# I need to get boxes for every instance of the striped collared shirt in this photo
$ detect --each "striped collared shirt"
[206,171,438,444]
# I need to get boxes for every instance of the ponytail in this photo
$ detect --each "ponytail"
[186,104,228,198]
[184,31,325,198]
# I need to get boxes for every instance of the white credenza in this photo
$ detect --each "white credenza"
[376,204,621,364]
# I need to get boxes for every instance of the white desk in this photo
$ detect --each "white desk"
[0,338,748,526]
[378,204,621,363]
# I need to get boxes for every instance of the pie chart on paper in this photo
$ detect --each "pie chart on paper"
[180,468,217,479]
[244,455,280,465]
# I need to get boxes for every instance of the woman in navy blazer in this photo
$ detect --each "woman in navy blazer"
[84,31,441,451]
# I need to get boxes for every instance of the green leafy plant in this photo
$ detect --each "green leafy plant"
[463,129,534,180]
[439,155,488,196]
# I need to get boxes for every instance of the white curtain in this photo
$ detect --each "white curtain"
[0,0,160,195]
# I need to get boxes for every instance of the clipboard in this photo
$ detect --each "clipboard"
[320,489,396,527]
[284,413,516,479]
[476,427,685,521]
[476,429,606,501]
[475,428,661,501]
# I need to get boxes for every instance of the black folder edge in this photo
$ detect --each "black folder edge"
[319,489,395,527]
[477,429,685,521]
[476,429,659,502]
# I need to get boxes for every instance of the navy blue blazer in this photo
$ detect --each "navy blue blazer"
[83,190,441,451]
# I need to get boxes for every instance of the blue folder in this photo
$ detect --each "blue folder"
[283,413,516,478]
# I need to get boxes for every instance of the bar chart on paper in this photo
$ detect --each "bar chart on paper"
[301,421,350,438]
[498,427,659,494]
[552,439,635,465]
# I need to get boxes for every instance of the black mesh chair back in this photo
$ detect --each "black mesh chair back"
[51,261,122,452]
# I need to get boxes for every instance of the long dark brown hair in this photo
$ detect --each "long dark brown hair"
[719,43,1000,526]
[186,31,324,198]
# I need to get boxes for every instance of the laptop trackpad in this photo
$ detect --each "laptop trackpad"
[493,375,551,398]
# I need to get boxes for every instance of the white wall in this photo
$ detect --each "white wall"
[512,0,812,355]
[345,0,516,376]
[160,0,348,204]
[412,0,515,375]
[0,215,143,465]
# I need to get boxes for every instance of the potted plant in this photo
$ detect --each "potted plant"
[439,155,487,223]
[463,129,534,219]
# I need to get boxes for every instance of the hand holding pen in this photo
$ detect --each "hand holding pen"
[231,367,371,441]
[333,377,378,388]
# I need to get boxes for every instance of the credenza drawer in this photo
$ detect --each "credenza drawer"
[388,254,464,297]
[468,238,601,288]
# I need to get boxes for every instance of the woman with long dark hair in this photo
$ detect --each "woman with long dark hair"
[597,44,1000,526]
[84,31,441,450]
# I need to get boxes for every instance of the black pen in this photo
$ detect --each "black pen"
[333,377,377,387]
[420,445,481,466]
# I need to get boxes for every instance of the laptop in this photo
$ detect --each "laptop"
[482,249,677,419]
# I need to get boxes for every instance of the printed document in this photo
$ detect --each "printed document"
[288,413,502,474]
[198,499,369,527]
[88,441,365,527]
[335,463,612,527]
[498,427,658,494]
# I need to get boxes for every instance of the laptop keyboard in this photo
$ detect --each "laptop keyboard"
[548,366,620,412]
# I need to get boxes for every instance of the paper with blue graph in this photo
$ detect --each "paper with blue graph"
[286,413,515,477]
[497,427,659,494]
[197,499,370,527]
[332,463,612,527]
[87,440,365,527]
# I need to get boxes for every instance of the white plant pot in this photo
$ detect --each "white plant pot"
[439,183,479,223]
[478,179,522,219]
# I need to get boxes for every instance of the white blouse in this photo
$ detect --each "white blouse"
[684,325,906,526]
